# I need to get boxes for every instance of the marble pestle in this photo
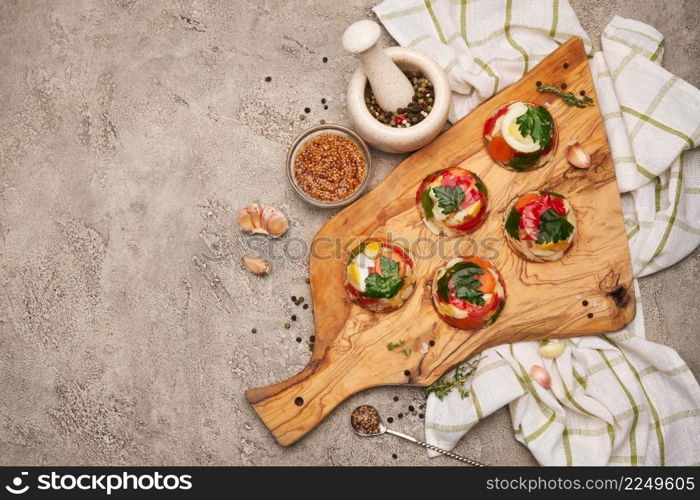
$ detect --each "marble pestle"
[342,20,415,113]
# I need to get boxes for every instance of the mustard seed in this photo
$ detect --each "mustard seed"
[294,133,366,202]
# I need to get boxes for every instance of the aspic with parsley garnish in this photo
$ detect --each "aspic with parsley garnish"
[415,167,489,237]
[504,190,577,262]
[344,238,415,313]
[483,101,558,172]
[431,256,506,330]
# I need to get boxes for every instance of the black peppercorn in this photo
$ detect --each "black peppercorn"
[291,295,297,302]
[296,337,301,342]
[587,312,594,318]
[322,56,328,63]
[561,82,568,90]
[419,413,425,419]
[393,396,399,402]
[310,335,315,342]
[251,328,257,333]
[404,370,410,377]
[563,62,569,69]
[408,405,414,412]
[536,80,542,87]
[323,105,328,110]
[265,76,272,82]
[387,417,394,423]
[392,453,397,459]
[303,303,309,310]
[291,315,297,321]
[429,340,435,346]
[304,107,311,114]
[321,98,326,104]
[582,300,589,306]
[580,90,586,96]
[398,413,403,419]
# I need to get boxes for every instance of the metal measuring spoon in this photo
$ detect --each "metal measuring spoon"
[350,405,485,466]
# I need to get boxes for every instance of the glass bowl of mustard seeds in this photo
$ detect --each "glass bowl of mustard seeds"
[287,124,372,208]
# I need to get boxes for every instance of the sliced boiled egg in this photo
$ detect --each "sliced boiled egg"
[349,252,373,291]
[363,241,381,258]
[500,102,540,153]
[347,263,362,287]
[466,198,481,217]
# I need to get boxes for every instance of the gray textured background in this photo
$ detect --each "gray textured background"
[0,0,697,466]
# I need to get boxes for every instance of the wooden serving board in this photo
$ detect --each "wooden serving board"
[246,38,635,446]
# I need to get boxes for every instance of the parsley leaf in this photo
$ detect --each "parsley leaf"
[452,268,485,306]
[379,256,398,277]
[472,172,488,197]
[363,256,403,299]
[437,261,485,306]
[432,186,464,214]
[536,208,574,244]
[420,189,434,219]
[507,152,540,171]
[504,207,521,239]
[516,106,553,150]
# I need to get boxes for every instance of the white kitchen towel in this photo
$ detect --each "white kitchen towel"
[374,0,700,465]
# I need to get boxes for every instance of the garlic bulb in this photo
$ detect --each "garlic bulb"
[238,203,288,237]
[566,141,590,169]
[530,365,551,389]
[242,255,270,275]
[539,340,566,359]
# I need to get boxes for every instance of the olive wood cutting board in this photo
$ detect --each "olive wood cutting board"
[246,37,635,446]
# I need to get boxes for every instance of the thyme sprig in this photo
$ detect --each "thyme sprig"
[537,84,594,108]
[425,356,483,400]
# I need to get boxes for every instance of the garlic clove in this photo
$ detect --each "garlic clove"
[530,365,552,390]
[238,203,288,237]
[242,255,270,276]
[567,141,591,169]
[238,203,263,233]
[261,205,289,237]
[539,340,566,359]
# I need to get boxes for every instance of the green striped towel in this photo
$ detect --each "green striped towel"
[374,0,700,465]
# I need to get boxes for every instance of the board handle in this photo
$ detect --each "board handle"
[245,353,374,446]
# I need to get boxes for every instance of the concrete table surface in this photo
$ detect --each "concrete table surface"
[0,0,697,466]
